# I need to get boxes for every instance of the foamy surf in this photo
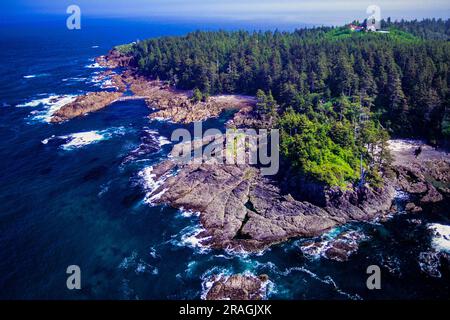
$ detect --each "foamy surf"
[200,267,233,300]
[23,73,49,79]
[200,269,271,300]
[299,226,366,261]
[85,62,105,69]
[275,266,361,300]
[42,127,127,150]
[428,223,450,253]
[177,208,200,218]
[17,94,78,122]
[170,224,212,254]
[62,77,87,82]
[118,251,158,276]
[137,164,175,205]
[89,72,119,90]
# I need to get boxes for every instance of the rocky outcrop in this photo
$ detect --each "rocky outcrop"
[149,94,256,124]
[121,71,256,123]
[95,49,134,68]
[389,140,450,207]
[145,136,395,252]
[50,92,122,123]
[92,69,256,124]
[226,106,274,129]
[418,251,450,278]
[300,230,366,262]
[205,274,269,300]
[405,202,423,213]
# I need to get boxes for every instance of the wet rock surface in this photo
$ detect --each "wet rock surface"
[50,91,123,123]
[129,75,256,123]
[58,48,256,124]
[147,136,395,252]
[418,251,450,278]
[204,274,269,300]
[389,140,450,208]
[95,49,135,68]
[300,230,366,261]
[405,202,423,213]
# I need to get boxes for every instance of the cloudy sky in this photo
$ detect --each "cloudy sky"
[3,0,449,25]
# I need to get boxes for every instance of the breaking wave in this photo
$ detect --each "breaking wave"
[17,94,78,122]
[42,127,127,150]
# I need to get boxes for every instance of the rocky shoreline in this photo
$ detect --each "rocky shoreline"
[141,137,450,257]
[50,49,256,124]
[204,274,269,300]
[50,91,123,123]
[388,140,450,213]
[144,134,396,252]
[95,51,256,124]
[55,49,450,299]
[117,69,256,124]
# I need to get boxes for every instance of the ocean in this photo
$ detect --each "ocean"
[0,16,449,299]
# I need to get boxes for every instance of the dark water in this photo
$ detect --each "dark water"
[0,17,449,300]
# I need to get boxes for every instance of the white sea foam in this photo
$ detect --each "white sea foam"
[17,94,78,122]
[138,165,175,205]
[180,226,211,250]
[169,224,211,254]
[62,77,87,82]
[388,139,426,152]
[61,131,105,149]
[299,226,366,261]
[89,72,119,90]
[200,268,271,300]
[177,209,201,218]
[428,223,450,253]
[394,189,410,201]
[200,267,233,300]
[276,266,361,300]
[118,251,158,275]
[149,247,159,259]
[151,116,174,123]
[85,62,105,69]
[418,251,442,278]
[100,79,116,89]
[223,244,267,258]
[98,181,111,197]
[42,127,126,150]
[23,73,49,79]
[158,136,172,146]
[138,166,161,192]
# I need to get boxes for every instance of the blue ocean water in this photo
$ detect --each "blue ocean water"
[0,17,449,300]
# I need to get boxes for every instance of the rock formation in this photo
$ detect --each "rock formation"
[205,274,269,300]
[95,49,134,68]
[389,140,450,211]
[145,135,395,252]
[50,91,123,123]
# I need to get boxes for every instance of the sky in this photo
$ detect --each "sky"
[2,0,449,25]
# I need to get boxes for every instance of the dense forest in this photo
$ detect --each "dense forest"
[124,19,449,187]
